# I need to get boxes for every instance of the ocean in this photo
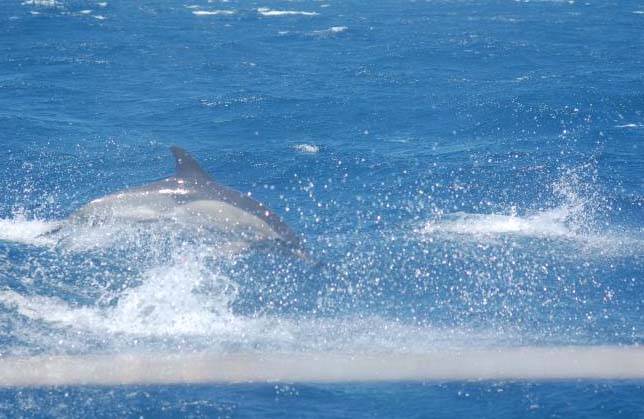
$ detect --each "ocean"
[0,0,643,417]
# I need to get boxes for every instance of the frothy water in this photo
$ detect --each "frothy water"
[0,255,240,338]
[415,164,642,256]
[293,143,320,154]
[257,8,319,17]
[419,208,573,238]
[0,217,59,247]
[0,214,536,355]
[192,10,235,16]
[0,159,641,359]
[415,206,639,248]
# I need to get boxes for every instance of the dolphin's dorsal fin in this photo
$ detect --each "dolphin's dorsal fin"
[170,146,213,181]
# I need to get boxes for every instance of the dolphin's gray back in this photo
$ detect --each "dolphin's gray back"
[58,147,304,257]
[164,147,301,247]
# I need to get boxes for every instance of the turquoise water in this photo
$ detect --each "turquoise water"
[1,0,643,416]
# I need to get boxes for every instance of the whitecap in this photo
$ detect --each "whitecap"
[310,26,348,36]
[193,9,236,16]
[293,143,320,153]
[614,123,642,128]
[257,7,318,17]
[22,0,59,7]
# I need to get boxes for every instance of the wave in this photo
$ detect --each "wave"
[417,164,643,254]
[21,0,59,7]
[293,144,320,154]
[192,10,236,16]
[310,26,348,37]
[0,244,529,355]
[614,123,643,128]
[418,208,573,239]
[0,268,516,354]
[257,7,318,17]
[415,207,642,255]
[0,254,241,338]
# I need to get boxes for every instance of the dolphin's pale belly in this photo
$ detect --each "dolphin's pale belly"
[69,191,278,242]
[176,200,278,241]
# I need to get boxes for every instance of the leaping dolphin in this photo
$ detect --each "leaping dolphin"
[58,146,306,258]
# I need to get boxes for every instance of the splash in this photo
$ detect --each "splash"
[0,254,240,337]
[418,208,572,238]
[416,164,641,253]
[0,217,59,247]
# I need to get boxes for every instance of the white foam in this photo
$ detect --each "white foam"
[418,208,573,239]
[310,26,348,36]
[293,143,320,153]
[257,7,318,17]
[21,0,59,7]
[0,217,59,247]
[192,9,236,16]
[97,2,107,7]
[0,246,522,353]
[328,25,347,32]
[93,15,106,20]
[1,269,528,355]
[0,254,243,338]
[415,207,643,256]
[78,9,92,14]
[614,123,642,128]
[418,165,644,253]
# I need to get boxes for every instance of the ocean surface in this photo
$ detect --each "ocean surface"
[1,0,643,416]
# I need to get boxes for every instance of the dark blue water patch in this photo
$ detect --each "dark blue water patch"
[1,381,643,418]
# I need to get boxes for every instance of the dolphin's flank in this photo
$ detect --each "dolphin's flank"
[63,147,306,258]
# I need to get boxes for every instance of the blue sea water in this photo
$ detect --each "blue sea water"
[0,0,643,416]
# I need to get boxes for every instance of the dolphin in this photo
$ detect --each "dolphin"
[55,146,306,258]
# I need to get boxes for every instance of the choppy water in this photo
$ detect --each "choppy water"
[1,0,643,417]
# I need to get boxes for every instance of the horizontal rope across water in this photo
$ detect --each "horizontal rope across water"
[1,346,643,386]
